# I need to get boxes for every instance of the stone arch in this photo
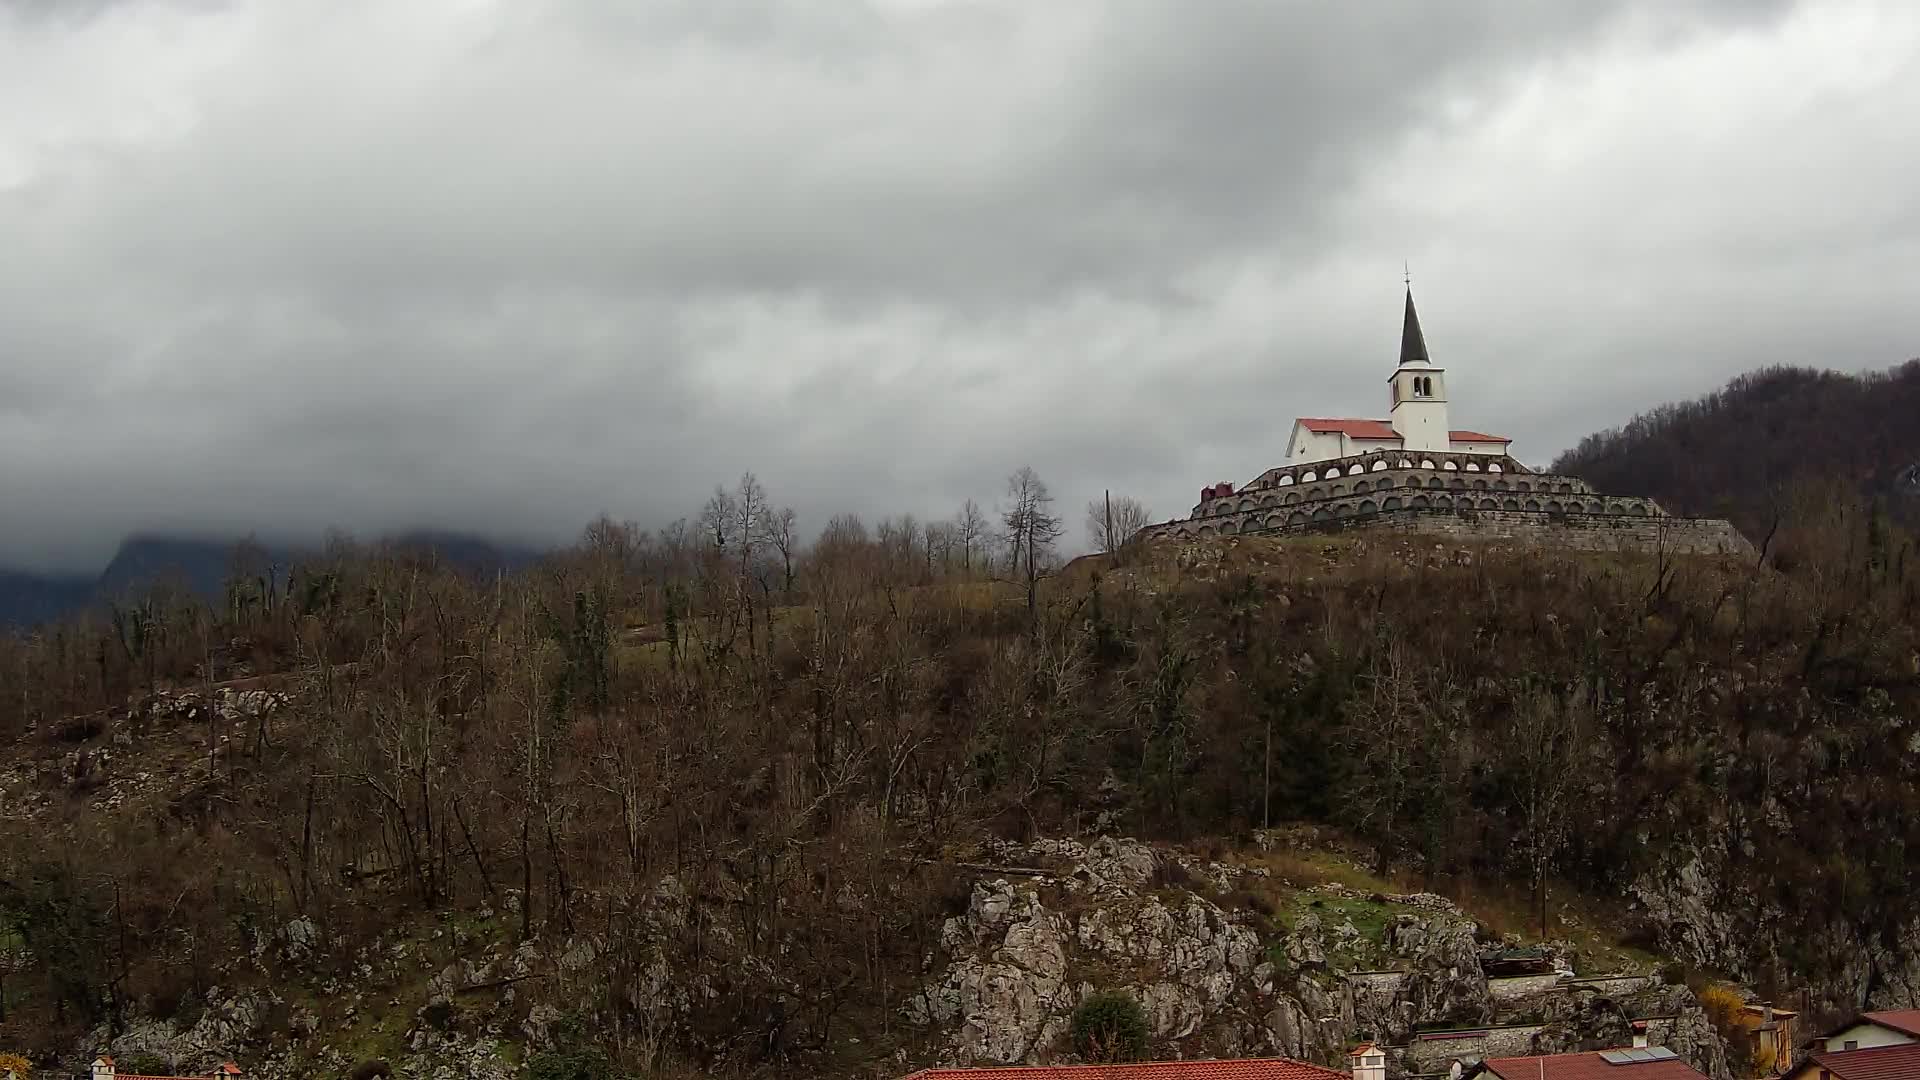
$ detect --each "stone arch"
[1301,471,1318,483]
[1503,498,1520,510]
[1466,461,1482,472]
[1473,479,1489,490]
[1277,474,1295,486]
[1419,459,1435,469]
[1220,520,1238,534]
[1261,494,1279,508]
[1310,507,1332,522]
[1372,459,1389,471]
[1267,513,1288,529]
[1287,511,1308,527]
[1351,464,1369,476]
[1284,492,1301,505]
[1398,458,1415,469]
[1410,494,1431,509]
[1478,498,1498,509]
[1331,483,1346,497]
[1308,486,1326,501]
[1198,525,1217,537]
[1358,499,1379,514]
[1353,480,1371,494]
[1427,476,1446,489]
[1586,501,1604,513]
[1525,499,1541,511]
[1240,497,1256,512]
[1557,483,1574,494]
[1516,480,1532,492]
[1493,479,1509,491]
[1489,462,1503,473]
[1376,476,1395,489]
[1443,460,1459,471]
[1383,496,1402,510]
[1449,478,1467,490]
[1546,500,1564,513]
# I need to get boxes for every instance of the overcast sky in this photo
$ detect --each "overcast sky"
[4,0,1918,571]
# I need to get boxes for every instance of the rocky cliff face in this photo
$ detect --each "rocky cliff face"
[65,835,1738,1080]
[903,838,1731,1079]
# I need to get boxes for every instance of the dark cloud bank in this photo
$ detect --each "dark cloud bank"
[2,0,1915,573]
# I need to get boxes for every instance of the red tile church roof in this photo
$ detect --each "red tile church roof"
[1298,418,1399,438]
[900,1059,1349,1080]
[1296,418,1511,445]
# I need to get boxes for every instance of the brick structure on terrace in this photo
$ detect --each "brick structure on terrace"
[1139,288,1750,558]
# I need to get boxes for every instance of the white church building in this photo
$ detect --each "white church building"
[1134,287,1754,558]
[1280,289,1511,464]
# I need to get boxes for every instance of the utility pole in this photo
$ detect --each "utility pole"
[1104,490,1113,554]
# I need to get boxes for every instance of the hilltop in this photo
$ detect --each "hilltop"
[1552,360,1920,540]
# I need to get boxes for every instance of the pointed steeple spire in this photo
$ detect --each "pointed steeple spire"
[1398,285,1430,367]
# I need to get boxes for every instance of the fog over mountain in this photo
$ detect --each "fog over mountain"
[4,0,1918,573]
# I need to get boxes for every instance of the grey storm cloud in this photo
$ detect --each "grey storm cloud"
[1,0,1916,571]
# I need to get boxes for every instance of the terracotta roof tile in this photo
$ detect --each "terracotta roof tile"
[901,1058,1349,1080]
[1862,1010,1920,1038]
[1298,418,1400,439]
[1483,1051,1709,1080]
[1448,430,1510,443]
[1811,1042,1920,1080]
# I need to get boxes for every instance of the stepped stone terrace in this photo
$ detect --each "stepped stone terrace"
[1136,449,1752,557]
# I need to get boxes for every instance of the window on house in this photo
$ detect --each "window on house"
[1844,1041,1859,1051]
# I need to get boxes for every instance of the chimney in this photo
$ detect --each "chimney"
[212,1065,243,1079]
[1632,1033,1649,1049]
[1351,1043,1387,1080]
[92,1057,116,1080]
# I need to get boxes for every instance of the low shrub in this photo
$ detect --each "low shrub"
[1073,990,1149,1063]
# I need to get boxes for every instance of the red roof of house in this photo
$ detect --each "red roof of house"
[1483,1051,1708,1080]
[1448,430,1510,443]
[900,1058,1349,1080]
[1810,1042,1920,1080]
[1863,1010,1920,1038]
[1298,418,1400,439]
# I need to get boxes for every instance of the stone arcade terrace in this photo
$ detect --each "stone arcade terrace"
[1136,448,1750,555]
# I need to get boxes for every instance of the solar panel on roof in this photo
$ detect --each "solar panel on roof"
[1600,1052,1631,1064]
[1646,1048,1677,1061]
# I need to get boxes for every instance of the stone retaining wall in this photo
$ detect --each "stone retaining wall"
[1568,974,1661,997]
[1349,508,1753,557]
[1148,505,1751,559]
[1489,972,1569,1002]
[1402,1024,1549,1071]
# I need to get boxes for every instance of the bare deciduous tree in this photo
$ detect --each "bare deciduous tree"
[1001,466,1064,622]
[955,499,988,577]
[1085,493,1152,555]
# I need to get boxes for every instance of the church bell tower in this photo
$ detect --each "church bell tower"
[1388,286,1450,453]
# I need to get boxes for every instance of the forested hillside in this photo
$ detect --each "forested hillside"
[1,471,1917,1078]
[1552,360,1920,539]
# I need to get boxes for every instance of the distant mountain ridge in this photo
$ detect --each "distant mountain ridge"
[1552,359,1920,538]
[0,530,547,628]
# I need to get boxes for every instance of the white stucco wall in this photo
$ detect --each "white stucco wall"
[1450,441,1509,456]
[1285,424,1347,465]
[1823,1023,1916,1051]
[1391,402,1450,452]
[1389,367,1449,453]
